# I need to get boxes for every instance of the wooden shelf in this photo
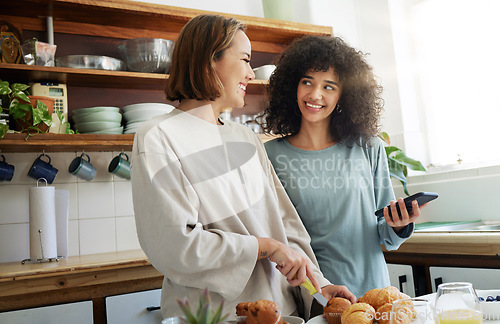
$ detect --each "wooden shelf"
[0,0,330,153]
[0,133,277,153]
[0,0,332,54]
[0,63,268,93]
[0,133,134,153]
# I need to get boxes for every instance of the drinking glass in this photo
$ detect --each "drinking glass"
[434,282,482,323]
[390,298,433,324]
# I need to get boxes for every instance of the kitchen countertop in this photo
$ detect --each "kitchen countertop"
[0,249,163,316]
[0,249,151,285]
[393,231,500,256]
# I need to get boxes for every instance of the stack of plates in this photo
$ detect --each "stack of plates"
[72,107,123,134]
[123,103,175,134]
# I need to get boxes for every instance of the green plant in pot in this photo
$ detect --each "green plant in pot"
[379,131,426,196]
[176,288,228,324]
[0,80,52,138]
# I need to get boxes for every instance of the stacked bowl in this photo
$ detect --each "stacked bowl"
[123,103,175,134]
[72,107,123,134]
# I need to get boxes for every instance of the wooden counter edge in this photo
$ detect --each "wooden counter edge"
[384,232,500,256]
[0,250,152,282]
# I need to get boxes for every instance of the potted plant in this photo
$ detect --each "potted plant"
[0,79,54,138]
[174,288,229,324]
[379,131,426,196]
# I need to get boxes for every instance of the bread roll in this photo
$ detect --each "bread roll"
[341,303,375,324]
[375,303,393,324]
[358,288,381,305]
[359,286,408,310]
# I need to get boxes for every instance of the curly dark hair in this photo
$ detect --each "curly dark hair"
[263,35,383,147]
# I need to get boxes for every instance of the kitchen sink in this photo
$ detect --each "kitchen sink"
[415,221,500,232]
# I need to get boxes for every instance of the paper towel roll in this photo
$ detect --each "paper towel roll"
[29,185,58,260]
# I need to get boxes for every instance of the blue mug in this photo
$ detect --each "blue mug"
[28,153,58,184]
[69,152,96,181]
[108,152,131,180]
[0,154,15,182]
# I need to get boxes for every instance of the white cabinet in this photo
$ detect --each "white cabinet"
[106,288,163,324]
[0,300,93,324]
[387,263,416,297]
[429,266,500,292]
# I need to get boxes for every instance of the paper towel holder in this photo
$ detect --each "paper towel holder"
[22,178,60,264]
[21,229,60,264]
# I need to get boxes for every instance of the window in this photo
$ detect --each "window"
[389,0,500,168]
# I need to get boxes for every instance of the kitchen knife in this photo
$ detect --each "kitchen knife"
[301,277,328,307]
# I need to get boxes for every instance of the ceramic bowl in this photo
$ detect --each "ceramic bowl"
[253,64,276,80]
[123,109,171,122]
[122,103,175,113]
[74,121,122,133]
[84,126,124,134]
[72,110,122,124]
[73,106,120,115]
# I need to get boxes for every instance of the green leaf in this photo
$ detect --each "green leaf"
[13,90,30,103]
[32,105,43,125]
[401,180,410,196]
[388,158,407,183]
[55,110,64,122]
[385,145,402,156]
[0,81,11,95]
[378,131,390,145]
[391,150,426,171]
[64,122,75,134]
[0,123,8,138]
[11,83,30,93]
[11,103,31,119]
[199,304,210,324]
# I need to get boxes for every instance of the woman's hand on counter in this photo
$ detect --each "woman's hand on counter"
[257,237,321,292]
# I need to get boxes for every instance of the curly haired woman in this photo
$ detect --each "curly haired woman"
[263,35,423,299]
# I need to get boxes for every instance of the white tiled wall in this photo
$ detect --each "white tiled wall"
[0,151,140,263]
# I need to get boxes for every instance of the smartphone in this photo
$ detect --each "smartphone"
[374,191,438,218]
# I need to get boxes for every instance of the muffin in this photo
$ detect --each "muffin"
[236,302,253,316]
[323,297,352,324]
[246,299,283,324]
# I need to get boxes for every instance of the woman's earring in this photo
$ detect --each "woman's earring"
[336,104,342,113]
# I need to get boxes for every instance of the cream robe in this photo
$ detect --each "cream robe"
[131,108,330,320]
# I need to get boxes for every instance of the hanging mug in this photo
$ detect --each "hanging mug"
[68,152,96,181]
[108,152,130,180]
[28,153,58,184]
[0,154,15,182]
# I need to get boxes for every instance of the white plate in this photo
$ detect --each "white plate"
[306,315,325,323]
[283,315,305,324]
